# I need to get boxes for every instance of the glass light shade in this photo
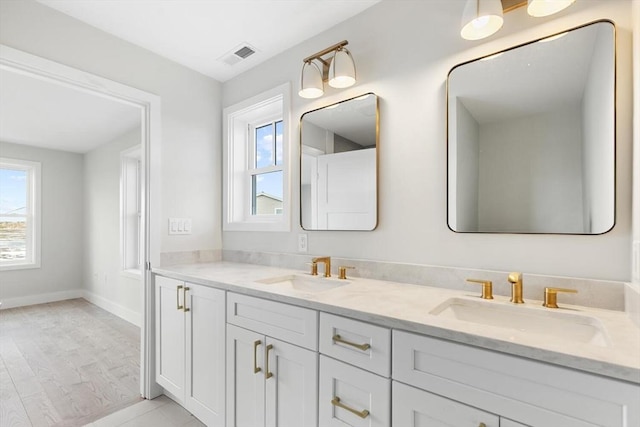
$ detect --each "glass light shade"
[328,48,356,89]
[527,0,576,17]
[460,0,504,41]
[299,61,324,99]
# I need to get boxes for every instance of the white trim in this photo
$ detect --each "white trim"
[0,44,162,399]
[223,82,291,232]
[82,290,142,327]
[0,289,84,309]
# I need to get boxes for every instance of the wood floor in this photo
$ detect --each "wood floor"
[0,299,142,427]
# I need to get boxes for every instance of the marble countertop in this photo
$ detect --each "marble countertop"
[154,261,640,384]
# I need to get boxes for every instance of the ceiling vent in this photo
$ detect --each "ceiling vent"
[220,43,257,66]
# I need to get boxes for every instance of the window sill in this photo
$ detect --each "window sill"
[0,261,41,272]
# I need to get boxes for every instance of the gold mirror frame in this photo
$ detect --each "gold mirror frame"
[446,20,616,235]
[300,93,379,231]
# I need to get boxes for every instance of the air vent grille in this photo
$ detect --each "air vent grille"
[219,43,258,66]
[234,46,255,59]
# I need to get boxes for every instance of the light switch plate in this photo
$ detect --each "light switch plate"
[169,218,192,235]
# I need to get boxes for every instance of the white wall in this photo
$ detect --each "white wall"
[478,106,584,233]
[582,23,615,234]
[0,142,84,306]
[0,0,222,260]
[222,0,634,281]
[83,129,142,325]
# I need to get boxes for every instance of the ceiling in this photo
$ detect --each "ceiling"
[0,69,141,153]
[35,0,382,82]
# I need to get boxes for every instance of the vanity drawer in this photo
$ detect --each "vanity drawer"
[319,355,390,427]
[319,313,390,377]
[227,292,318,350]
[392,330,638,427]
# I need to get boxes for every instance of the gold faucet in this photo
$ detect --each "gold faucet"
[508,272,524,304]
[466,278,493,299]
[312,256,331,277]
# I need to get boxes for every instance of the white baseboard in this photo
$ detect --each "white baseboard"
[0,289,84,310]
[82,291,142,327]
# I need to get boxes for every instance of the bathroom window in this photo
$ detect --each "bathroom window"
[0,158,41,270]
[223,83,290,231]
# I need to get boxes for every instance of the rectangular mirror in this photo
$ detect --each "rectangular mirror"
[447,21,615,234]
[300,93,378,231]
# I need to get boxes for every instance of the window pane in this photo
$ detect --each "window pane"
[255,123,275,168]
[0,168,28,261]
[252,170,283,215]
[275,120,283,166]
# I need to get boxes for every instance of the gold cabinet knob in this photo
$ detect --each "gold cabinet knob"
[543,287,577,309]
[466,279,493,299]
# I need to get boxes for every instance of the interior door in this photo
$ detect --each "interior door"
[316,148,376,230]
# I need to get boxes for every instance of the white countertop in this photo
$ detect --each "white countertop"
[153,261,640,384]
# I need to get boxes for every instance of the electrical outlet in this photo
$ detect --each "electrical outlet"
[298,233,308,253]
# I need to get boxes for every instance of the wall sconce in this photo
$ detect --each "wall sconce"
[461,0,577,41]
[299,40,356,99]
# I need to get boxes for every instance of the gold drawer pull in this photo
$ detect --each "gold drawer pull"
[332,334,370,351]
[331,397,369,419]
[265,344,273,379]
[183,287,190,312]
[253,340,262,373]
[176,285,184,310]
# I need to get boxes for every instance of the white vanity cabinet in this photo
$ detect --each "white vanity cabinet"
[392,330,639,427]
[318,313,391,427]
[155,276,225,427]
[392,381,500,427]
[226,293,318,427]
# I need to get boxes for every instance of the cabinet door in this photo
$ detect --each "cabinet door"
[392,381,499,427]
[185,284,226,427]
[227,324,265,427]
[319,355,390,427]
[265,337,318,427]
[155,276,185,398]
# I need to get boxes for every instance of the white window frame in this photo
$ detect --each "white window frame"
[120,145,142,278]
[0,157,41,270]
[223,83,291,231]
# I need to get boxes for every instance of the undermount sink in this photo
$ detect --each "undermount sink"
[255,274,349,293]
[430,297,610,347]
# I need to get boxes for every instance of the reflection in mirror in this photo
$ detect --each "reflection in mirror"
[300,93,378,230]
[447,21,615,234]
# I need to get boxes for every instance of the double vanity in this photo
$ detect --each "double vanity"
[152,260,640,427]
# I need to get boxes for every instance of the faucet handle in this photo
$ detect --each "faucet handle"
[543,287,577,309]
[338,266,355,280]
[306,262,318,276]
[466,279,494,300]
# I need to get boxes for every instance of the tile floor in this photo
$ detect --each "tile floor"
[87,395,205,427]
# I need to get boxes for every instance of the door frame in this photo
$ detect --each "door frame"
[0,44,162,399]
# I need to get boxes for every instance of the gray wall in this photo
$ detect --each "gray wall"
[0,142,84,304]
[84,129,142,325]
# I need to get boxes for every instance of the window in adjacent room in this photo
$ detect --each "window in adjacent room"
[121,146,142,277]
[223,83,290,231]
[0,158,41,270]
